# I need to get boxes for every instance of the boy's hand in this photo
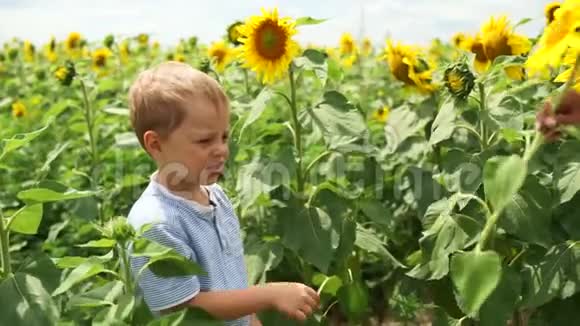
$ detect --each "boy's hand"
[265,282,320,322]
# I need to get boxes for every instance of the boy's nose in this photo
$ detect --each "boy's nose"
[213,142,229,158]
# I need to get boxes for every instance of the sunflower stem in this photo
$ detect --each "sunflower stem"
[79,79,102,223]
[288,65,304,194]
[243,69,251,97]
[0,209,11,279]
[478,82,487,151]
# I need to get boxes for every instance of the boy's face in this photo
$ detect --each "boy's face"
[149,98,230,189]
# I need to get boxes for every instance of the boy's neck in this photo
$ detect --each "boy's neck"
[154,171,210,206]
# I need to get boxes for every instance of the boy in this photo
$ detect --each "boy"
[126,61,320,325]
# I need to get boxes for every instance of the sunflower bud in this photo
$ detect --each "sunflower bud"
[444,62,475,100]
[104,34,115,48]
[227,21,243,46]
[104,216,136,243]
[8,48,18,60]
[137,33,149,46]
[54,60,76,86]
[198,58,211,74]
[188,36,198,49]
[35,69,46,80]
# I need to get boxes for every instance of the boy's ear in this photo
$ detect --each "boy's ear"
[143,130,162,155]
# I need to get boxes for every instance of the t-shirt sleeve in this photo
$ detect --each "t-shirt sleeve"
[129,222,200,312]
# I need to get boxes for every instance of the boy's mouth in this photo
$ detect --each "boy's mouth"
[206,162,225,173]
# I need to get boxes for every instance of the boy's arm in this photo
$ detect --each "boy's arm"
[164,282,319,322]
[251,314,263,326]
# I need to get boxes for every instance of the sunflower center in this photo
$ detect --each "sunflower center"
[447,72,463,92]
[546,4,560,24]
[471,41,488,63]
[255,20,287,60]
[212,49,227,63]
[95,54,107,67]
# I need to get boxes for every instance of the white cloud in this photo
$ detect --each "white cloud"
[0,0,554,48]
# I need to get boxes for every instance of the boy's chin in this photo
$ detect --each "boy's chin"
[200,172,223,185]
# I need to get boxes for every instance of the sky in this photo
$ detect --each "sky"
[0,0,554,48]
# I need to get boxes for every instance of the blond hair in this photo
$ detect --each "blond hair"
[128,61,228,149]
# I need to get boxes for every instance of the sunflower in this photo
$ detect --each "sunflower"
[362,38,373,56]
[227,21,244,46]
[504,65,526,81]
[554,48,580,91]
[372,106,390,122]
[137,33,149,46]
[526,0,580,75]
[382,39,436,93]
[44,36,57,62]
[120,40,131,64]
[175,53,186,62]
[452,32,467,47]
[92,48,113,75]
[341,54,358,68]
[545,2,561,24]
[54,61,76,86]
[207,40,233,72]
[463,16,531,73]
[444,62,475,99]
[65,32,82,52]
[23,40,35,62]
[11,101,26,118]
[339,33,357,56]
[237,8,300,84]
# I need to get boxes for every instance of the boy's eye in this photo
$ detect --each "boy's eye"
[198,138,211,144]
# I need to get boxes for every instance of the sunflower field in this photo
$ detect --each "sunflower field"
[2,1,580,325]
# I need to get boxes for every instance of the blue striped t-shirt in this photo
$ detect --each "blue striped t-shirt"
[127,172,251,325]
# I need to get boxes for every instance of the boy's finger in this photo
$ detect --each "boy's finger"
[306,286,320,303]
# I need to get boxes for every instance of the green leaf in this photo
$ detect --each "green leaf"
[556,141,580,204]
[0,118,53,161]
[239,88,274,141]
[358,200,392,226]
[514,17,532,28]
[309,91,368,151]
[141,250,206,278]
[521,243,580,308]
[338,279,369,320]
[430,98,456,146]
[17,187,96,203]
[244,238,284,285]
[52,259,114,296]
[9,204,43,235]
[102,107,129,116]
[76,238,117,248]
[479,266,522,326]
[450,250,502,317]
[384,102,434,153]
[355,225,405,268]
[147,307,222,326]
[39,141,70,173]
[312,274,343,297]
[133,237,207,278]
[295,49,328,85]
[17,254,62,294]
[271,186,343,273]
[0,273,60,326]
[408,197,477,280]
[68,281,124,308]
[295,16,327,26]
[500,176,553,247]
[92,293,135,325]
[434,149,483,209]
[483,155,527,213]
